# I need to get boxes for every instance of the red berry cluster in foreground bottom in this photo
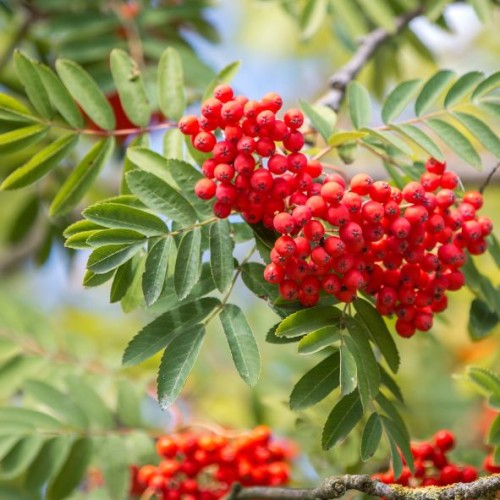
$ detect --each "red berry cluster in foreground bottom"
[180,86,492,338]
[130,426,293,499]
[373,429,479,487]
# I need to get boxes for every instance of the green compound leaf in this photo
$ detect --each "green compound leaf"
[210,219,234,292]
[347,81,371,129]
[353,298,400,373]
[290,351,340,411]
[322,390,363,450]
[174,227,202,300]
[36,63,84,128]
[83,202,167,236]
[56,58,115,130]
[382,79,422,124]
[50,137,115,216]
[0,133,78,190]
[415,70,455,116]
[219,304,261,387]
[14,50,53,119]
[361,412,383,461]
[427,118,482,169]
[157,323,205,409]
[110,49,151,127]
[142,238,173,306]
[0,124,48,154]
[276,306,342,338]
[158,47,186,121]
[122,298,220,366]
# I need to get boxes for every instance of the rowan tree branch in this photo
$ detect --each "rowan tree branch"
[319,6,424,111]
[228,473,500,500]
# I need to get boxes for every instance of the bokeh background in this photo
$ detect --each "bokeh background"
[0,0,499,485]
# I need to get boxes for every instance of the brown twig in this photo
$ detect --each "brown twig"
[229,473,500,500]
[318,6,424,112]
[479,162,500,194]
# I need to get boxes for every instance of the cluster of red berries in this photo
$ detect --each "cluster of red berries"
[373,429,479,487]
[179,86,492,338]
[130,426,293,499]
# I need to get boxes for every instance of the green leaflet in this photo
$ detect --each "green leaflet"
[347,81,371,129]
[99,435,129,500]
[297,326,341,355]
[110,49,151,127]
[426,118,481,169]
[340,342,357,396]
[158,47,186,121]
[157,323,205,409]
[46,437,93,500]
[390,124,444,162]
[83,202,167,236]
[361,412,383,461]
[174,227,202,300]
[56,58,115,130]
[299,100,337,141]
[444,71,484,108]
[219,304,261,386]
[289,351,340,410]
[142,238,173,306]
[322,390,363,450]
[122,298,220,366]
[299,0,328,40]
[126,169,197,225]
[354,0,396,31]
[0,124,49,154]
[23,380,88,429]
[36,63,85,128]
[453,112,500,158]
[87,243,144,274]
[86,229,146,247]
[276,306,342,338]
[210,219,234,292]
[381,79,422,124]
[50,137,115,216]
[14,50,53,119]
[1,134,78,190]
[415,70,455,116]
[0,435,45,480]
[353,298,400,373]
